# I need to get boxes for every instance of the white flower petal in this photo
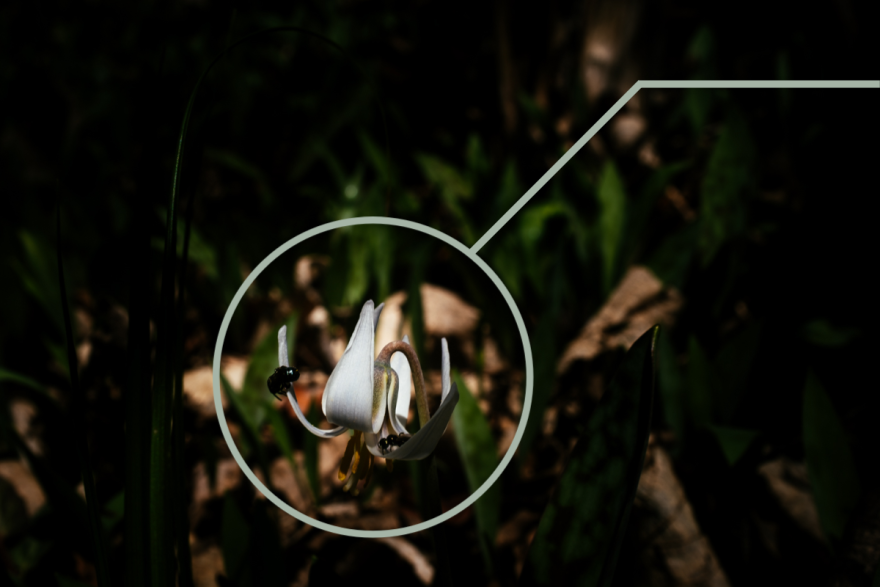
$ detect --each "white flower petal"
[322,300,379,432]
[371,383,460,461]
[373,302,385,333]
[365,430,382,456]
[388,335,412,435]
[286,391,346,438]
[441,338,451,403]
[278,326,290,368]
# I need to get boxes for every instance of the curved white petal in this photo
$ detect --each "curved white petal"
[286,391,346,438]
[322,300,378,432]
[368,383,460,461]
[388,335,412,435]
[440,338,451,403]
[278,326,290,367]
[373,302,385,333]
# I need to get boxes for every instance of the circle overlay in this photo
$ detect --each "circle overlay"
[213,217,534,538]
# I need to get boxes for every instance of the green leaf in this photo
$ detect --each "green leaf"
[708,425,758,466]
[698,105,754,266]
[242,325,283,423]
[803,371,861,542]
[8,532,52,578]
[451,372,500,569]
[11,230,64,337]
[520,326,657,587]
[596,161,627,293]
[801,319,860,347]
[0,367,44,393]
[519,202,569,249]
[645,222,698,289]
[221,374,272,487]
[221,493,251,582]
[415,153,475,245]
[101,491,125,533]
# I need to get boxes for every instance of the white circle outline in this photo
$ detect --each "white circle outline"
[212,216,534,537]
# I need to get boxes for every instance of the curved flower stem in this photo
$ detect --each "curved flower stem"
[376,340,429,428]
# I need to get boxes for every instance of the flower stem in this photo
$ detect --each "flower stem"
[376,340,429,427]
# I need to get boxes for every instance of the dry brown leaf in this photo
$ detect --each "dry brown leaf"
[557,266,682,375]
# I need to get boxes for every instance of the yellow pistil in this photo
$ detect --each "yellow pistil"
[338,430,360,481]
[343,431,374,496]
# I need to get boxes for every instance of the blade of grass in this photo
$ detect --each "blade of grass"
[451,371,500,577]
[157,25,392,585]
[596,160,627,294]
[519,326,658,587]
[56,206,110,587]
[173,191,196,587]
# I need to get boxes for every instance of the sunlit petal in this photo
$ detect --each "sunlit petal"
[322,300,377,431]
[366,383,460,460]
[371,363,395,434]
[286,391,346,438]
[388,335,412,435]
[278,326,346,437]
[278,326,290,369]
[373,302,385,333]
[440,337,451,403]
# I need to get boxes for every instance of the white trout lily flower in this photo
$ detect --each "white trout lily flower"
[278,299,459,495]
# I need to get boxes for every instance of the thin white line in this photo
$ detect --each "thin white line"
[470,79,879,254]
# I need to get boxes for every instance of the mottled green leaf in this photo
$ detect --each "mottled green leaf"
[803,371,861,541]
[451,372,500,543]
[520,326,657,587]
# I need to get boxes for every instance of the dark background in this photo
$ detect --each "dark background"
[0,0,877,586]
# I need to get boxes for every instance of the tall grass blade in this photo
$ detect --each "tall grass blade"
[173,192,196,587]
[55,207,111,587]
